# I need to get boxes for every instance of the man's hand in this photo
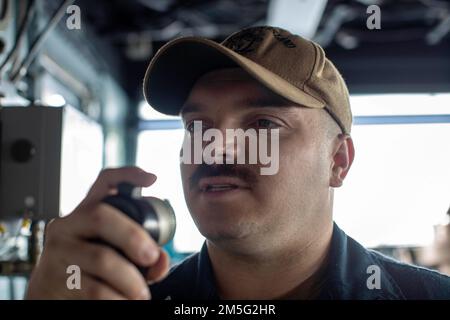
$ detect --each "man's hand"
[25,167,170,300]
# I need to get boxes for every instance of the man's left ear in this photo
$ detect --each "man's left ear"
[330,134,355,187]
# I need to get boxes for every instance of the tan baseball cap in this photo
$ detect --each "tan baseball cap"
[143,26,352,134]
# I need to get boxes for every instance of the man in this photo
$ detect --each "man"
[26,26,450,300]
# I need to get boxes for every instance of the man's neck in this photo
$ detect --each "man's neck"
[206,221,333,300]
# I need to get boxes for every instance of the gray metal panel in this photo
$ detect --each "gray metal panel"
[0,106,62,221]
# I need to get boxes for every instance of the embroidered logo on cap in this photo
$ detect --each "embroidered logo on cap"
[223,26,297,54]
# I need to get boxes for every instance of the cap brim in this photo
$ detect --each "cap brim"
[143,37,325,115]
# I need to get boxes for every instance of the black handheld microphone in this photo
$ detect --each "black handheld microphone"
[102,182,176,274]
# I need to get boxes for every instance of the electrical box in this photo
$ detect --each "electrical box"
[0,105,104,224]
[0,106,62,222]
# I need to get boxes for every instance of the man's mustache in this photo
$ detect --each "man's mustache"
[189,164,258,189]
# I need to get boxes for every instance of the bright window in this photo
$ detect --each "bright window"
[334,94,450,247]
[334,122,450,247]
[136,129,204,253]
[60,106,104,216]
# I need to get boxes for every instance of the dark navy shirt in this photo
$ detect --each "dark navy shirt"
[150,223,450,300]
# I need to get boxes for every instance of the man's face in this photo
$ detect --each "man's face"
[180,68,340,253]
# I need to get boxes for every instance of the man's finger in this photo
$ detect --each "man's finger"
[81,166,157,206]
[67,203,160,267]
[146,249,170,284]
[78,275,128,300]
[66,240,151,300]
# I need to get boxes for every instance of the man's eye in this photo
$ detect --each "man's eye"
[186,121,209,133]
[251,118,280,129]
[186,122,195,133]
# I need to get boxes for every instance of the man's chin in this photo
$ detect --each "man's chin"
[197,221,258,243]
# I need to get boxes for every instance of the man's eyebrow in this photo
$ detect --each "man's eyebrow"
[179,95,298,116]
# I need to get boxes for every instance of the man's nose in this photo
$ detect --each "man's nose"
[212,136,236,164]
[208,125,247,165]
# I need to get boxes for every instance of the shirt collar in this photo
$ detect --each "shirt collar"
[196,222,406,300]
[195,241,220,299]
[318,223,405,299]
